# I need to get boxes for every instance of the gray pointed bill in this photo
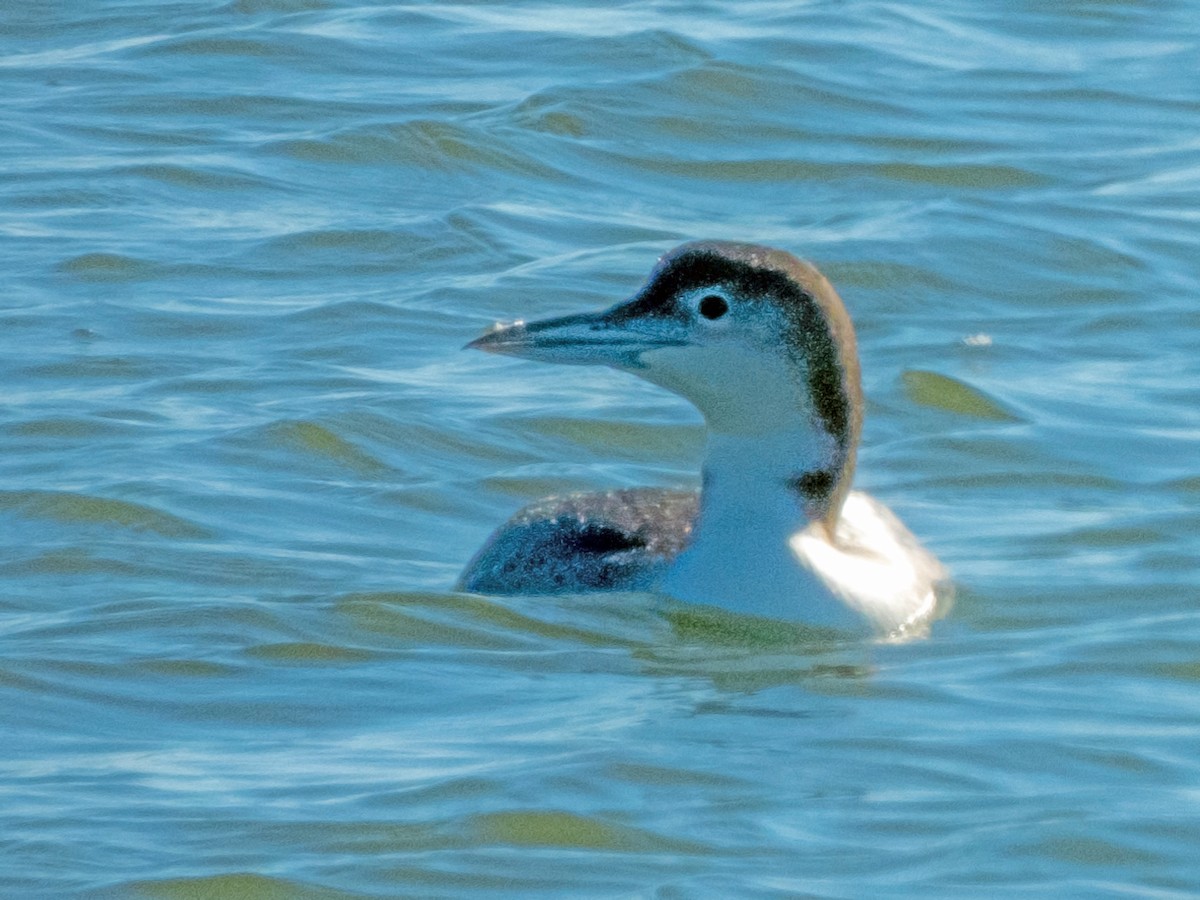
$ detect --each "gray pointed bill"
[465,302,685,369]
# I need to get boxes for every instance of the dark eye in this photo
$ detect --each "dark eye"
[698,294,728,320]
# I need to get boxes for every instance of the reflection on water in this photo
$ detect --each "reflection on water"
[4,0,1200,895]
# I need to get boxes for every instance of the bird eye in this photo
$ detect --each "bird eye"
[697,294,728,320]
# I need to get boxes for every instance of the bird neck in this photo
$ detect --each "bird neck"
[700,424,845,533]
[655,425,858,625]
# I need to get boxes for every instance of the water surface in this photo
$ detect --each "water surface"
[3,1,1200,896]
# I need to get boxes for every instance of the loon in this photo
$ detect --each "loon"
[458,241,949,637]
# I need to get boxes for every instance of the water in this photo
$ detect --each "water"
[3,0,1199,895]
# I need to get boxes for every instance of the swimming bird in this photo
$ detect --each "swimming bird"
[459,241,949,637]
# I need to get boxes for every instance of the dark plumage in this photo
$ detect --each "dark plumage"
[458,488,697,594]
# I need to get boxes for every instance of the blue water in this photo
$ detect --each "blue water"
[3,1,1200,896]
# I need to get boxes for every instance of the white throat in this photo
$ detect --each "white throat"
[656,425,865,628]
